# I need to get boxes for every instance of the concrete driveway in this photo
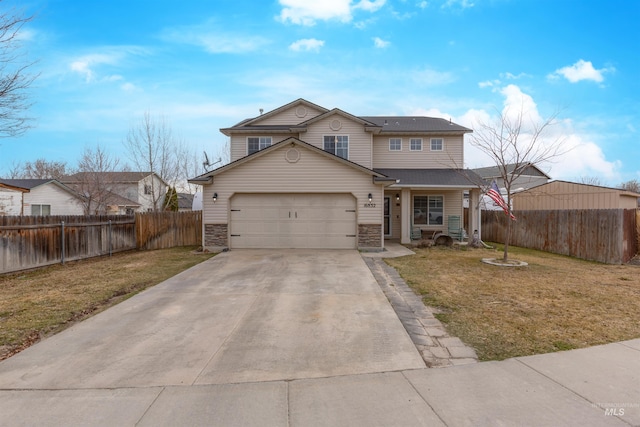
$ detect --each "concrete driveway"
[0,249,424,390]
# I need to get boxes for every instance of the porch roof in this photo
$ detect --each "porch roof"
[374,168,486,188]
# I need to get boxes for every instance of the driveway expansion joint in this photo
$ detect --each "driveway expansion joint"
[363,256,478,367]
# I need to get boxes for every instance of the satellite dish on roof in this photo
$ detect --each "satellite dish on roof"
[202,152,222,172]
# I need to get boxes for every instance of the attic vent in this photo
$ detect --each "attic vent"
[285,148,301,163]
[295,106,307,118]
[330,119,342,131]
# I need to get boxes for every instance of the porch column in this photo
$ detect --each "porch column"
[400,188,411,244]
[469,188,480,240]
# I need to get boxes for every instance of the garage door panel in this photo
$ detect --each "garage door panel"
[230,194,358,249]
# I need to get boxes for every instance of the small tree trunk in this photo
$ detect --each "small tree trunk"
[503,216,511,261]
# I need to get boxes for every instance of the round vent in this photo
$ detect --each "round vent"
[285,148,301,163]
[295,106,307,118]
[330,119,342,131]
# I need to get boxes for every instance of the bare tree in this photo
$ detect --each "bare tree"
[579,176,603,186]
[0,5,37,138]
[470,104,567,261]
[123,111,176,211]
[8,158,71,179]
[68,145,122,214]
[619,179,640,193]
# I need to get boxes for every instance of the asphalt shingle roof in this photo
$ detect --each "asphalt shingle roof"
[374,168,486,187]
[361,116,471,133]
[0,179,55,190]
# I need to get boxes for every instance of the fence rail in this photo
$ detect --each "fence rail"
[0,211,202,274]
[481,209,638,264]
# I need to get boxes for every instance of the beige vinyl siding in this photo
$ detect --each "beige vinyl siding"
[303,116,373,168]
[202,144,381,225]
[372,135,463,169]
[230,134,299,162]
[255,105,326,125]
[514,181,640,210]
[24,184,84,216]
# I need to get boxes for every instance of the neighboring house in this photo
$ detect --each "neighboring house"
[513,180,640,211]
[177,193,194,212]
[0,179,85,216]
[63,172,168,214]
[472,163,551,191]
[189,98,484,251]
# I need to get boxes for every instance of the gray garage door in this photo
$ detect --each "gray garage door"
[229,194,357,249]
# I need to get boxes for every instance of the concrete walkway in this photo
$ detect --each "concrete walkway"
[0,247,638,426]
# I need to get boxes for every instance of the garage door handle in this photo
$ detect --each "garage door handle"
[345,209,356,212]
[346,234,356,237]
[231,234,241,237]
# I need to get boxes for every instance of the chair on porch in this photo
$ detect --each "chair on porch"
[447,215,464,241]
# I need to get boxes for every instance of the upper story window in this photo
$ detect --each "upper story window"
[248,137,272,155]
[144,184,152,195]
[410,138,422,151]
[389,138,402,151]
[431,138,443,151]
[323,135,349,159]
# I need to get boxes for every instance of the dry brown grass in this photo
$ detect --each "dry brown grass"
[0,247,216,360]
[386,244,640,361]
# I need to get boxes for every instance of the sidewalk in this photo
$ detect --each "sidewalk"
[0,339,637,426]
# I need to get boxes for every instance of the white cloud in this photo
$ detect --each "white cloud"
[548,59,614,83]
[162,23,269,53]
[70,53,120,82]
[418,1,429,9]
[354,0,386,12]
[455,84,620,181]
[373,37,390,48]
[278,0,385,26]
[289,38,325,52]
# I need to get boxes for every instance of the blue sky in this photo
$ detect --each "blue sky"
[1,0,638,186]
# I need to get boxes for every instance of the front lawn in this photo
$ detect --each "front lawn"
[386,244,640,361]
[0,247,216,361]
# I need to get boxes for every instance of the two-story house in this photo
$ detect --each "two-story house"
[190,99,483,251]
[63,172,168,214]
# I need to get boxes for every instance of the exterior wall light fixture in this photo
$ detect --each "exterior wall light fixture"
[395,193,400,201]
[368,193,372,202]
[213,193,218,202]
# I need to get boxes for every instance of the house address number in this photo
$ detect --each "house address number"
[364,203,376,208]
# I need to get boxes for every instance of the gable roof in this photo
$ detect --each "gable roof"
[472,163,551,180]
[63,171,168,186]
[190,137,392,184]
[236,98,329,127]
[374,168,485,188]
[221,98,472,136]
[0,178,85,199]
[518,180,640,198]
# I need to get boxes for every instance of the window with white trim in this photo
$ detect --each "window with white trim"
[389,138,402,151]
[431,138,443,151]
[248,137,272,155]
[323,135,349,159]
[413,195,443,225]
[410,138,422,151]
[31,204,51,216]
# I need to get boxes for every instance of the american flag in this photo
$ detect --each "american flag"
[487,180,516,220]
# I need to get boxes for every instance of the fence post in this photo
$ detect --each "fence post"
[61,221,65,265]
[108,220,112,257]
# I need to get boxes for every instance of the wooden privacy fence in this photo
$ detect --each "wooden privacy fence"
[481,209,638,264]
[136,211,202,250]
[0,211,202,274]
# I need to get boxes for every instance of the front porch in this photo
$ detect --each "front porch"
[383,187,480,245]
